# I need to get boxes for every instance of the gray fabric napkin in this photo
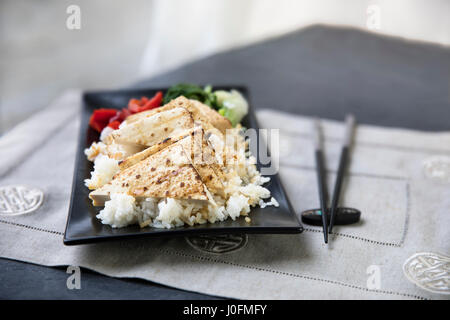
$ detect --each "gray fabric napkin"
[0,90,449,300]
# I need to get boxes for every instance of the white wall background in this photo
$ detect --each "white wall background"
[139,0,450,78]
[1,0,449,133]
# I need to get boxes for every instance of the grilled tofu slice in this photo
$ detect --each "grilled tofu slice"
[116,126,226,195]
[109,107,194,148]
[177,128,226,196]
[90,129,226,206]
[125,96,232,134]
[124,96,190,124]
[105,140,145,161]
[187,99,231,134]
[89,138,210,206]
[117,128,195,171]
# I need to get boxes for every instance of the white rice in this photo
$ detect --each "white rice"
[84,154,119,189]
[98,192,258,229]
[97,170,272,229]
[96,193,140,228]
[238,184,271,205]
[93,127,277,229]
[259,197,280,208]
[84,141,107,162]
[226,194,250,220]
[100,126,114,142]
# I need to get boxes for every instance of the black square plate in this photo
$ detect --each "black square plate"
[64,86,302,245]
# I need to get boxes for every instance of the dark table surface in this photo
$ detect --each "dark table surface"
[1,25,449,299]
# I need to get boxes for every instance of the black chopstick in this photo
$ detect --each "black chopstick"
[329,114,355,233]
[313,119,328,244]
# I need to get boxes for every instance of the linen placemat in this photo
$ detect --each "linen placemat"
[0,90,448,300]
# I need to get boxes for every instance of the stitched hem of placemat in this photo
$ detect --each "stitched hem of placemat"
[301,182,410,247]
[304,228,400,247]
[0,219,63,236]
[157,248,427,300]
[282,163,411,247]
[0,178,411,247]
[0,168,412,248]
[0,219,425,299]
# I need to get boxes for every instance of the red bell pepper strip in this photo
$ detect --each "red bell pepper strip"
[107,120,121,130]
[141,91,163,111]
[127,91,163,113]
[127,99,142,114]
[109,108,131,123]
[89,108,118,132]
[89,91,164,133]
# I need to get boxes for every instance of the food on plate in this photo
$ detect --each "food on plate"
[124,96,232,134]
[84,84,278,229]
[163,83,219,109]
[108,107,194,148]
[215,90,249,126]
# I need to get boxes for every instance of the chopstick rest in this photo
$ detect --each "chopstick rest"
[301,207,361,227]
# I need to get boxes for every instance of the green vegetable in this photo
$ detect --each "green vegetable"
[163,83,249,126]
[163,83,220,109]
[214,90,249,126]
